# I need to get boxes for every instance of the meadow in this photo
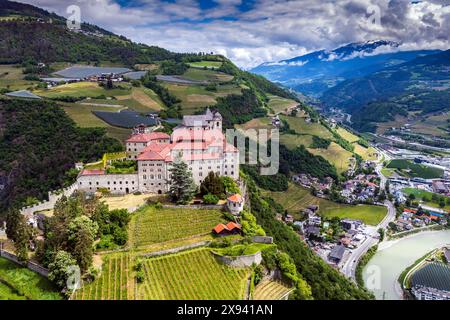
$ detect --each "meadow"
[0,257,61,300]
[402,188,450,211]
[264,183,387,225]
[267,95,298,114]
[163,82,241,114]
[129,206,227,248]
[387,159,443,179]
[0,64,39,90]
[182,68,234,82]
[137,248,250,300]
[34,81,132,99]
[187,61,223,69]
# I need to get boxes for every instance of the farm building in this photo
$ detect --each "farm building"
[212,222,242,236]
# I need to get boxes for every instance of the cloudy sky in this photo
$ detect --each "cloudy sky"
[19,0,450,68]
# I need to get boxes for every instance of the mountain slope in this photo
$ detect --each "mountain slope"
[251,40,439,97]
[322,49,450,133]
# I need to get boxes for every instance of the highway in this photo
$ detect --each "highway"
[341,149,396,280]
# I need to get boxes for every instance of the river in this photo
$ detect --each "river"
[362,230,450,300]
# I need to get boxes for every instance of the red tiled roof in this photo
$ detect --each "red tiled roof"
[126,132,170,143]
[227,194,243,203]
[213,222,241,234]
[225,222,241,230]
[213,224,226,234]
[80,169,105,176]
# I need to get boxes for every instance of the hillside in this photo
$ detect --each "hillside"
[0,98,122,212]
[322,49,450,134]
[251,40,439,97]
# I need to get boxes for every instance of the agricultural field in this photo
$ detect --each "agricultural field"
[62,103,125,128]
[386,159,443,179]
[163,82,241,114]
[182,68,233,83]
[34,81,132,99]
[279,134,314,150]
[308,142,353,174]
[0,64,39,91]
[72,253,133,300]
[267,95,298,114]
[336,127,359,143]
[0,257,61,300]
[253,279,292,300]
[187,61,223,69]
[264,183,387,225]
[353,144,378,161]
[402,188,450,211]
[129,206,227,248]
[280,115,334,139]
[137,248,250,300]
[263,183,343,218]
[321,204,387,226]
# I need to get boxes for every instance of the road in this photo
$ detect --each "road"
[341,149,396,280]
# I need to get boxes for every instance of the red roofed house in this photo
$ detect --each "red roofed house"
[77,109,240,195]
[227,194,244,215]
[213,221,242,236]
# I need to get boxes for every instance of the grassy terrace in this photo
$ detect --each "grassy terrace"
[34,81,132,99]
[265,183,387,225]
[267,95,298,114]
[129,206,227,248]
[0,257,61,300]
[163,82,241,114]
[138,248,250,300]
[253,279,292,300]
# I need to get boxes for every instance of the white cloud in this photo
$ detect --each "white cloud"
[17,0,450,68]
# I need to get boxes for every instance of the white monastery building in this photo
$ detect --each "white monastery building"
[77,109,239,194]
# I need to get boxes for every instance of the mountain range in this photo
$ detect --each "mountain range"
[252,40,450,136]
[251,40,440,97]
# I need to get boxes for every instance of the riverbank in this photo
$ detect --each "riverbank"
[362,229,450,300]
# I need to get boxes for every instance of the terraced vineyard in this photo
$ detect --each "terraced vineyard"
[253,279,292,300]
[138,248,250,300]
[130,206,226,248]
[72,254,133,300]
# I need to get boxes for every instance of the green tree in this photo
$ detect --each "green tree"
[200,171,225,196]
[168,154,197,204]
[48,250,78,292]
[5,208,32,262]
[68,216,99,272]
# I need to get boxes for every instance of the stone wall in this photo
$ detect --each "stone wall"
[0,249,49,278]
[252,236,274,244]
[77,173,139,194]
[142,241,211,258]
[20,182,78,217]
[213,251,262,268]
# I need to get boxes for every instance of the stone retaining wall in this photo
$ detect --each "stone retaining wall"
[0,249,49,278]
[142,241,211,258]
[213,251,262,268]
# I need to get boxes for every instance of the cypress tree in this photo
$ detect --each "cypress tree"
[168,154,197,204]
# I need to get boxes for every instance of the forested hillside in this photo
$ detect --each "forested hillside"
[0,99,122,212]
[322,49,450,132]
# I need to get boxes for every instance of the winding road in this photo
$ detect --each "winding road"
[341,149,396,280]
